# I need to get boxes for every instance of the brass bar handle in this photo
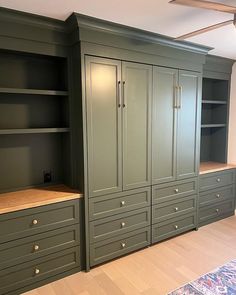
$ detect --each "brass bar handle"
[174,86,179,108]
[118,81,121,108]
[122,81,126,108]
[178,86,182,109]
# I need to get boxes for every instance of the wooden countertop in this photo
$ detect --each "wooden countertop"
[0,185,82,214]
[200,162,236,175]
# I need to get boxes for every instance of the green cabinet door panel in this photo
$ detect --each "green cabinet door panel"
[122,62,152,190]
[177,71,201,180]
[85,56,122,197]
[152,66,178,184]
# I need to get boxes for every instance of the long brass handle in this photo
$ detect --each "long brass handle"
[118,81,121,108]
[122,81,126,108]
[178,86,182,109]
[174,86,178,108]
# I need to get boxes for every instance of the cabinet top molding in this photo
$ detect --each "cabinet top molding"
[66,12,212,55]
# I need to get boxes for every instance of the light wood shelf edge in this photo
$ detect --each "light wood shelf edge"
[200,161,236,175]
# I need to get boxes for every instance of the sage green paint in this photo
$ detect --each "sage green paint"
[199,170,235,192]
[199,185,234,207]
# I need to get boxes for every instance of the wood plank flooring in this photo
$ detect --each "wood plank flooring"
[24,215,236,295]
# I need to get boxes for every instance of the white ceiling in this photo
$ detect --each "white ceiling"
[0,0,236,59]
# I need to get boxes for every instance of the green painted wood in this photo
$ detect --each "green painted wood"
[89,207,150,243]
[177,70,201,180]
[0,200,80,243]
[0,246,80,295]
[152,178,198,205]
[199,185,234,207]
[85,56,122,197]
[152,66,178,184]
[90,227,150,266]
[0,88,68,96]
[152,213,196,243]
[122,62,152,190]
[199,170,235,192]
[199,211,234,227]
[0,128,69,135]
[89,187,151,220]
[152,195,196,224]
[0,224,80,270]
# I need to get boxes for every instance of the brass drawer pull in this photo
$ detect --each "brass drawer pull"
[174,188,179,193]
[174,225,179,230]
[32,219,38,225]
[120,201,125,206]
[216,209,219,213]
[216,193,220,198]
[33,245,39,251]
[121,222,126,228]
[174,207,179,212]
[121,242,126,248]
[34,268,40,275]
[216,178,221,183]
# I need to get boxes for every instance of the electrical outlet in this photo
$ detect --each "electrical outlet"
[43,171,52,183]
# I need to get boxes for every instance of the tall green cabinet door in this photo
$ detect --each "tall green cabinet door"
[152,66,178,184]
[177,70,201,180]
[85,56,122,197]
[122,62,152,190]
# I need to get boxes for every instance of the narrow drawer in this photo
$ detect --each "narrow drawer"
[90,227,150,266]
[0,247,80,295]
[152,178,197,204]
[199,185,234,207]
[90,207,150,243]
[152,213,196,243]
[89,187,150,220]
[0,225,80,270]
[199,170,235,192]
[0,200,80,243]
[199,200,234,223]
[152,195,196,224]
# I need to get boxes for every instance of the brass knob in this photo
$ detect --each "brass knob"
[174,207,179,212]
[121,222,126,228]
[121,242,126,248]
[174,188,179,193]
[216,209,219,213]
[216,178,221,183]
[34,245,39,251]
[121,201,125,206]
[216,194,220,198]
[32,219,38,225]
[34,268,40,275]
[174,225,178,230]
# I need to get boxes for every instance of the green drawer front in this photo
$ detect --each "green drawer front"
[152,213,196,243]
[90,207,150,243]
[152,178,197,204]
[0,225,80,270]
[89,187,150,220]
[199,170,235,192]
[199,200,234,223]
[0,200,79,243]
[0,247,80,295]
[90,227,150,267]
[152,195,196,224]
[199,185,234,207]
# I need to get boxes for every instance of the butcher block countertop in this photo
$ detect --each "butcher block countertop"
[200,161,236,175]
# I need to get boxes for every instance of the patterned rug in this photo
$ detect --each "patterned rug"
[168,259,236,295]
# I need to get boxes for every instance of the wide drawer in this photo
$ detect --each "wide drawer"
[90,207,150,243]
[90,227,150,267]
[199,170,235,192]
[0,225,80,270]
[0,200,80,243]
[89,187,150,220]
[152,213,196,243]
[199,185,234,207]
[0,247,80,295]
[152,195,196,224]
[199,200,234,223]
[152,178,197,204]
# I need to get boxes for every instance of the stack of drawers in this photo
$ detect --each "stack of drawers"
[199,169,235,226]
[89,187,151,266]
[151,178,198,243]
[0,199,81,295]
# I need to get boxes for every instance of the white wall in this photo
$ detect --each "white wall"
[228,62,236,164]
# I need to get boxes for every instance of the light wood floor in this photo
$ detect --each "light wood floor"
[24,215,236,295]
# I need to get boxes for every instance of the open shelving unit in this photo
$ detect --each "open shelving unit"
[0,49,71,192]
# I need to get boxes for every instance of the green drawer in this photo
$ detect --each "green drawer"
[199,170,235,192]
[90,227,150,267]
[90,207,150,243]
[0,200,80,243]
[199,200,234,224]
[0,225,80,270]
[0,247,80,295]
[89,187,150,220]
[152,213,196,243]
[152,195,196,224]
[152,178,197,204]
[199,185,234,207]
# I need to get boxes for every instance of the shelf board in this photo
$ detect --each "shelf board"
[201,124,226,128]
[202,100,227,105]
[0,88,68,96]
[0,128,70,135]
